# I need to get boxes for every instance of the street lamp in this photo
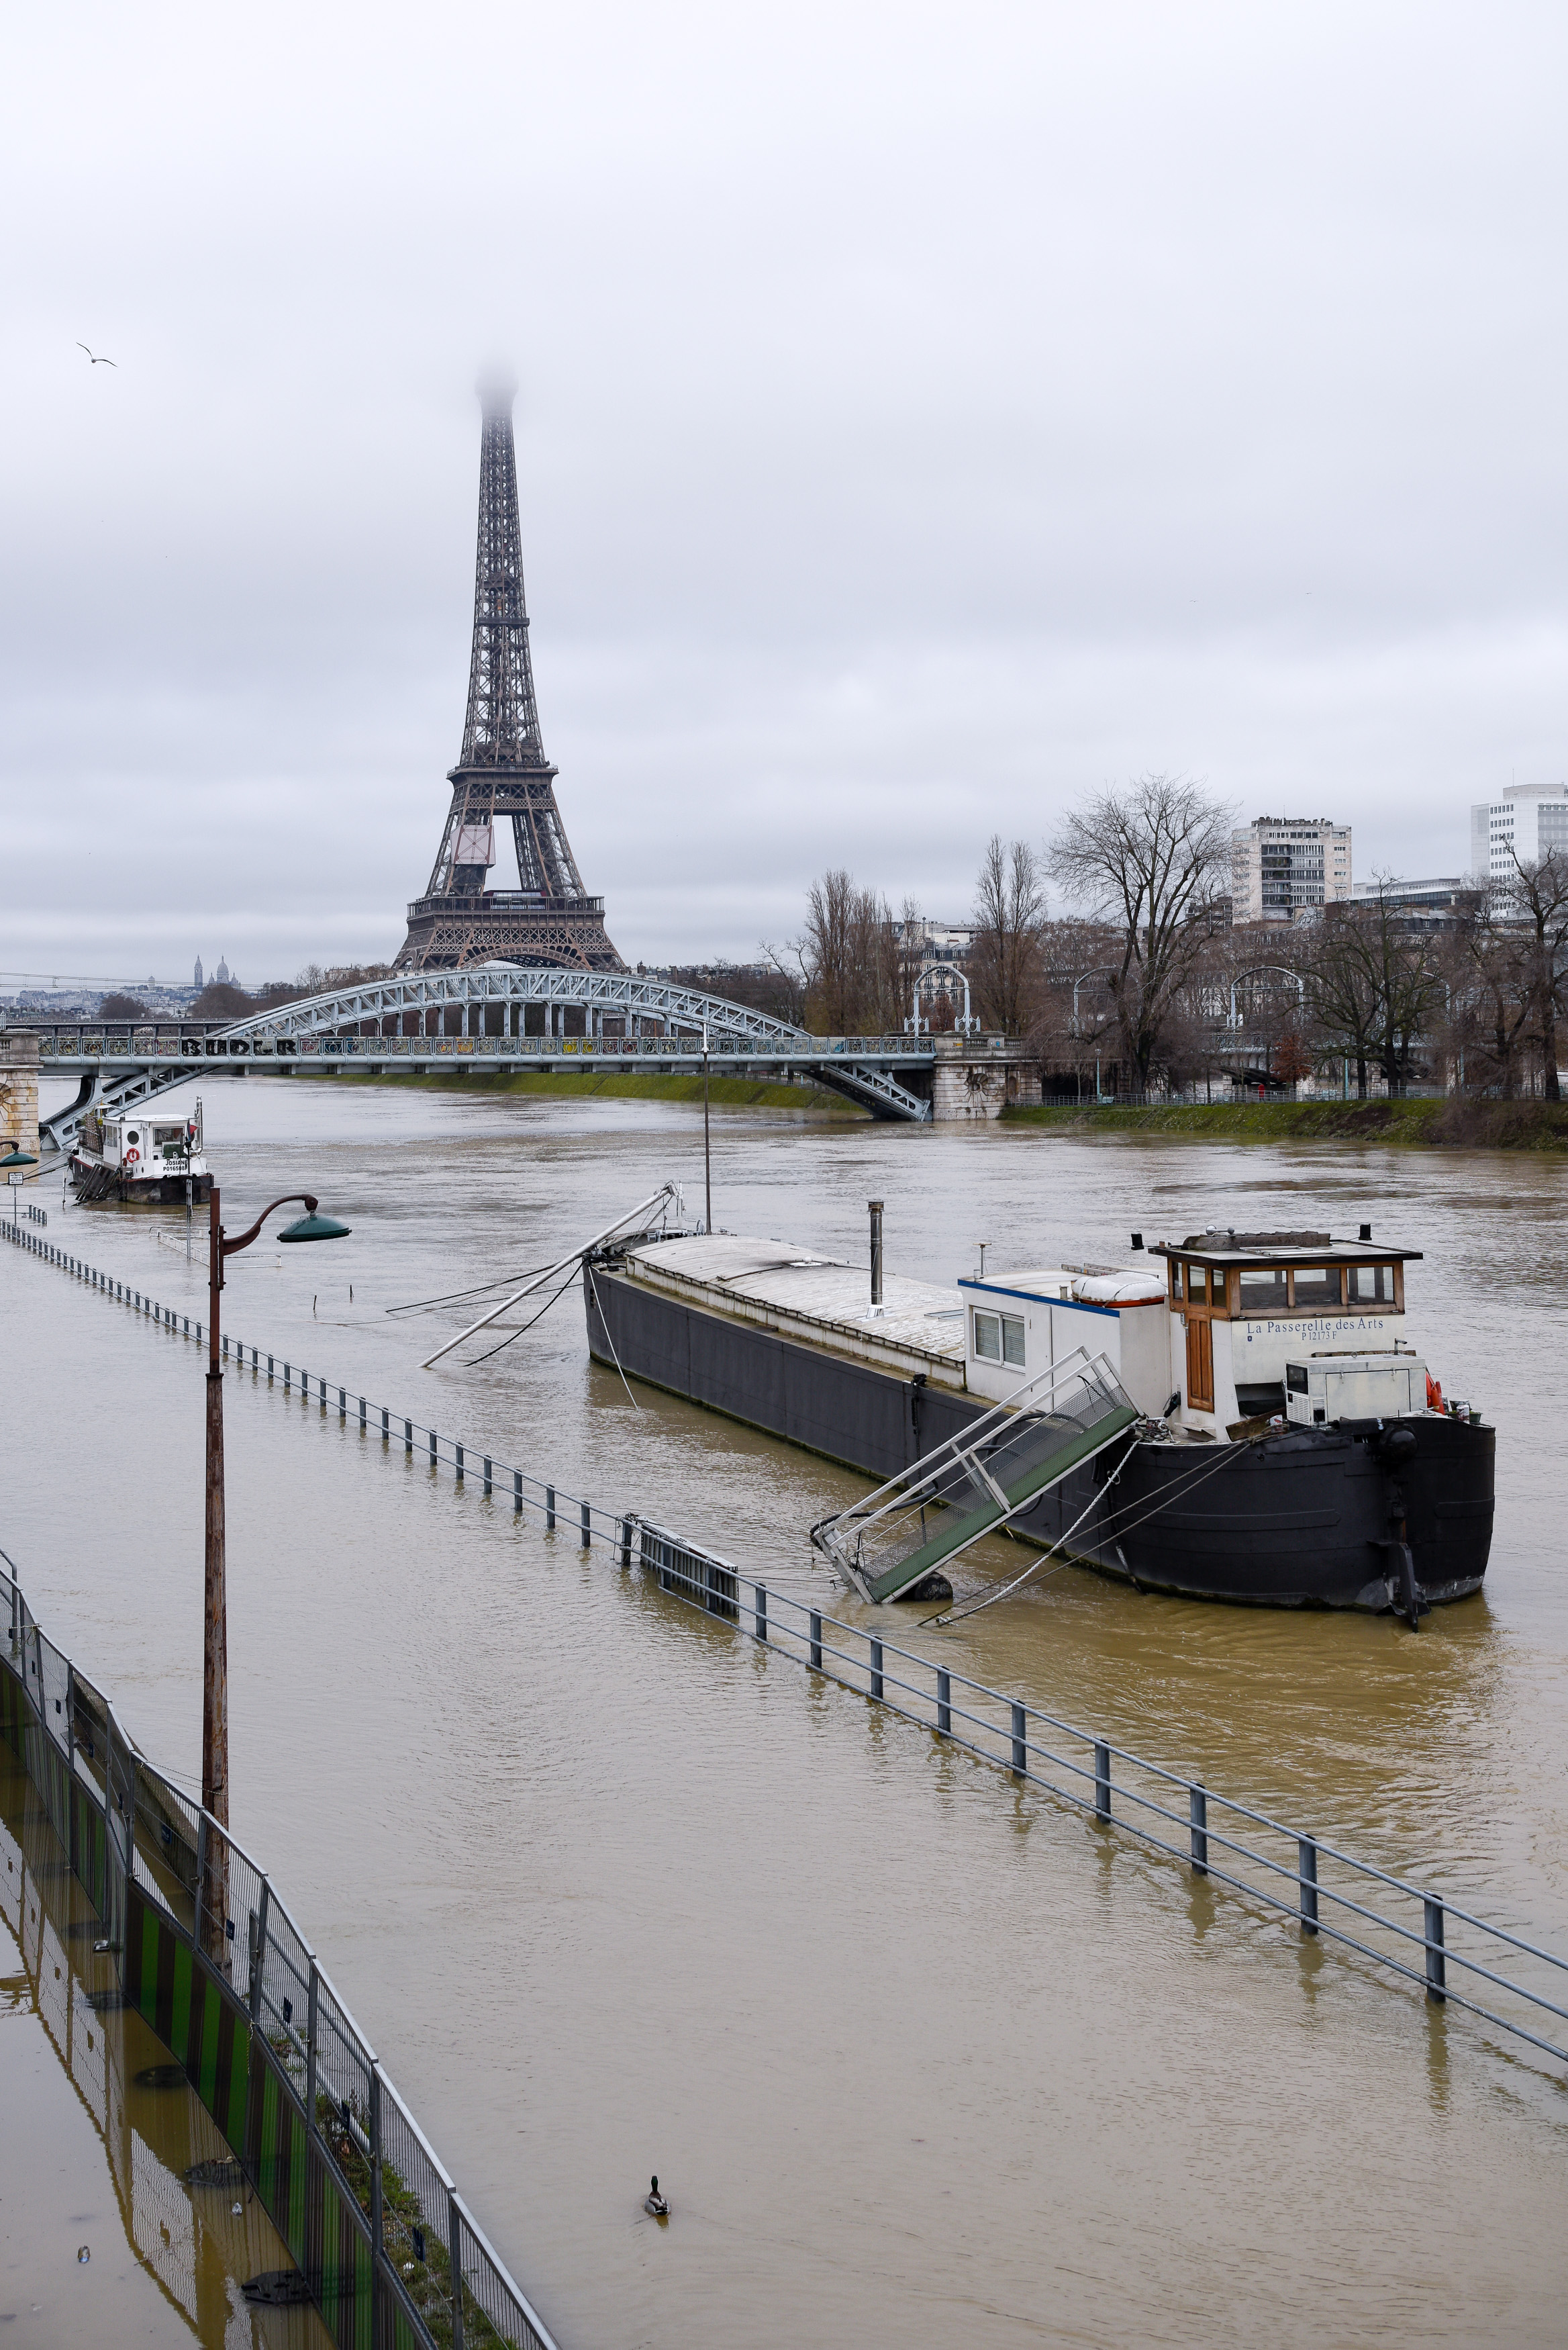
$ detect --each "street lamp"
[1,1144,38,1224]
[201,1188,348,1957]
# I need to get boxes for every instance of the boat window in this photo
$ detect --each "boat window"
[1291,1266,1342,1309]
[126,1130,140,1145]
[1236,1268,1289,1315]
[1169,1264,1183,1301]
[1001,1315,1026,1368]
[1186,1265,1208,1303]
[1285,1363,1309,1393]
[1346,1264,1393,1305]
[973,1311,1001,1361]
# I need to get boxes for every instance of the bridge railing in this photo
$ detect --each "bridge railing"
[27,1026,938,1062]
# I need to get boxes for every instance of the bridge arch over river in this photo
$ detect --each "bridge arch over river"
[29,966,936,1152]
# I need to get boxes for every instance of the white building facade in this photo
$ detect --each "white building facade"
[1469,784,1568,883]
[1230,817,1353,925]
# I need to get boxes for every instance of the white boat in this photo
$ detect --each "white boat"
[70,1101,211,1205]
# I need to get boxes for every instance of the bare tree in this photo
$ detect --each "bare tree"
[1496,849,1568,1099]
[1298,913,1381,1095]
[969,837,1046,1037]
[1300,884,1444,1096]
[796,869,861,1032]
[1047,775,1233,1092]
[781,869,908,1034]
[1442,899,1534,1097]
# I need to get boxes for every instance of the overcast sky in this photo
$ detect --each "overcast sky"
[3,1,1565,985]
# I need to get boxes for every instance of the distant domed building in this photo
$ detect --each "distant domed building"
[216,957,230,986]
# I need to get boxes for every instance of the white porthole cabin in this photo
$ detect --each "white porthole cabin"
[957,1264,1171,1414]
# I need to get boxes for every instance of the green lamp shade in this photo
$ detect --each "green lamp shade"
[0,1148,38,1169]
[278,1211,352,1243]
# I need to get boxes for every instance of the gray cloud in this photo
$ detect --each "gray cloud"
[3,0,1564,980]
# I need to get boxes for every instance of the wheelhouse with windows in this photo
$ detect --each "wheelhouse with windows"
[1150,1226,1425,1436]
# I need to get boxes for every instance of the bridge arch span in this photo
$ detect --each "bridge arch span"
[31,967,932,1151]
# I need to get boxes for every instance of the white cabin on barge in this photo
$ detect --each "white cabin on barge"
[957,1264,1171,1414]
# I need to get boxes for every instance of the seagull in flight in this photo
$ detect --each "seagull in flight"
[77,343,117,367]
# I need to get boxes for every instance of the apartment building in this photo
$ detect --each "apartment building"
[1230,817,1353,925]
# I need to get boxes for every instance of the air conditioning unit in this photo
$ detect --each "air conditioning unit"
[1285,1353,1426,1426]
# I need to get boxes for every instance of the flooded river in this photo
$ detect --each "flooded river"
[6,1075,1568,2347]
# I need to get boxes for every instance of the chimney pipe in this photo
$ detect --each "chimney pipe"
[869,1200,883,1307]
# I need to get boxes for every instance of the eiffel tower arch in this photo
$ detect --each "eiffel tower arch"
[395,381,624,973]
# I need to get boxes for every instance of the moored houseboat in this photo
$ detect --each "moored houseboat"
[583,1220,1493,1617]
[69,1102,211,1204]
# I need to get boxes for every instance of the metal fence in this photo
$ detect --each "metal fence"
[632,1524,1568,2072]
[3,1219,640,1556]
[11,1215,1568,2092]
[0,1517,558,2342]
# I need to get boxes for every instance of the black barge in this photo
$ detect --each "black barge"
[583,1225,1493,1615]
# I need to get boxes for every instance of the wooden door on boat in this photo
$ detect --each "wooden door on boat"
[1182,1265,1215,1411]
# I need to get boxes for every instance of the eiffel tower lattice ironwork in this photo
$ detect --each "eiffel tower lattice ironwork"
[395,381,624,972]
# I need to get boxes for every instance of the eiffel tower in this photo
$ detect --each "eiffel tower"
[395,381,624,973]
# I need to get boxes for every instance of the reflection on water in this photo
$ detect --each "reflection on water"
[0,1755,327,2347]
[11,1076,1568,2347]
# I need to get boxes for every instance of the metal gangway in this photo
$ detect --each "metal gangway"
[812,1346,1140,1603]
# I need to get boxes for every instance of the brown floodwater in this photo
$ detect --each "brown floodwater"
[6,1074,1568,2347]
[0,1749,330,2346]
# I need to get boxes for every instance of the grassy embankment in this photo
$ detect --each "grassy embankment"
[1001,1097,1568,1148]
[271,1064,867,1115]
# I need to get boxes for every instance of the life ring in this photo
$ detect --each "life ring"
[124,1147,140,1164]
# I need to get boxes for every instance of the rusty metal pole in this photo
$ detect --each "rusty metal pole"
[203,1188,230,1963]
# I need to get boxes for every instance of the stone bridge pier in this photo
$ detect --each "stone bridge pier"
[930,1033,1042,1120]
[0,1029,40,1164]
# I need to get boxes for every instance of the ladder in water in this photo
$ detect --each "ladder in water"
[811,1346,1140,1603]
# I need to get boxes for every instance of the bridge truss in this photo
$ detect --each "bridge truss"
[29,968,934,1152]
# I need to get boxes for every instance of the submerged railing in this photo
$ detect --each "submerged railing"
[9,1215,1568,2089]
[633,1524,1568,2071]
[0,1451,557,2349]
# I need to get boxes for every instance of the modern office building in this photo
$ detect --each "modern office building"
[1351,876,1481,927]
[1230,817,1353,925]
[1469,784,1568,882]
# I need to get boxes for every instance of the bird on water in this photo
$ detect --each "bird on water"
[77,343,117,367]
[644,2175,670,2218]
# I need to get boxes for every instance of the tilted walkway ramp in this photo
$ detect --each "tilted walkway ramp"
[812,1347,1140,1602]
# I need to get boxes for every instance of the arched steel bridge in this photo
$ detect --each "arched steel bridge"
[25,967,935,1152]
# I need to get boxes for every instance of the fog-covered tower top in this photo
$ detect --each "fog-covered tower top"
[397,380,622,972]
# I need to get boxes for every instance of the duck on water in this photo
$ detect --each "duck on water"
[582,1217,1494,1618]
